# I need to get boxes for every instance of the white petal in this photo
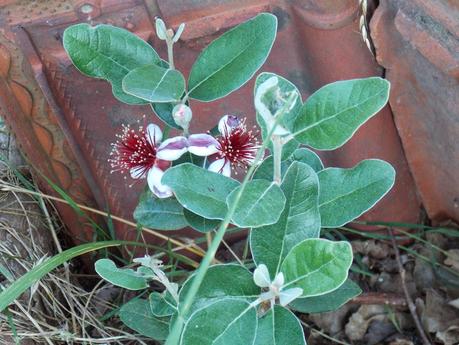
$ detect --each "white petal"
[130,167,145,179]
[259,290,276,302]
[218,115,240,134]
[253,264,271,288]
[157,136,188,160]
[272,272,285,288]
[147,166,173,198]
[208,158,231,177]
[279,287,303,307]
[188,134,219,156]
[146,123,163,145]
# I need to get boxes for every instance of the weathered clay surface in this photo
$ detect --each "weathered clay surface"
[371,0,459,223]
[0,0,422,245]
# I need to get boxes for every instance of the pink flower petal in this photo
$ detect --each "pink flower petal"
[157,136,188,161]
[146,123,163,145]
[147,166,173,198]
[188,134,219,156]
[218,115,240,135]
[208,158,231,177]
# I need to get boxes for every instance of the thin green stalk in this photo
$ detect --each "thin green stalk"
[166,38,175,70]
[272,135,283,184]
[166,115,283,345]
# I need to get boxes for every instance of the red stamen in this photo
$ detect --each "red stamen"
[108,124,157,178]
[217,118,260,172]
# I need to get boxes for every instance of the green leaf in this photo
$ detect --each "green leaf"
[95,259,149,290]
[181,299,257,345]
[188,13,277,101]
[227,179,286,228]
[178,264,259,318]
[255,72,302,130]
[292,77,390,149]
[152,103,182,129]
[252,155,275,181]
[281,239,353,298]
[319,159,395,228]
[290,279,361,314]
[134,190,187,230]
[254,306,305,345]
[123,64,185,103]
[290,148,324,172]
[172,151,205,167]
[184,209,220,233]
[0,241,126,312]
[119,298,169,340]
[250,162,320,276]
[162,163,240,220]
[63,24,160,104]
[150,291,177,317]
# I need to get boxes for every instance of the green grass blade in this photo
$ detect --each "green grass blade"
[0,241,126,312]
[5,308,19,345]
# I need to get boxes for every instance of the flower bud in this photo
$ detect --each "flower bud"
[172,104,192,130]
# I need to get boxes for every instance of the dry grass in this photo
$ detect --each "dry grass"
[0,162,153,344]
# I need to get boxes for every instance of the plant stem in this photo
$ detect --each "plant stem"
[167,40,175,69]
[166,92,297,344]
[165,119,280,345]
[272,135,283,184]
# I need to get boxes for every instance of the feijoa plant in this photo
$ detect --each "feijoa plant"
[63,13,394,345]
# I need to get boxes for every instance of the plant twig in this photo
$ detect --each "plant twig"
[388,228,431,345]
[352,292,407,308]
[220,238,244,266]
[300,320,351,345]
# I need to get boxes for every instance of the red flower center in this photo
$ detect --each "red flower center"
[109,124,157,178]
[217,118,259,171]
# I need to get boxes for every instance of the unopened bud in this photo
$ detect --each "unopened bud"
[172,104,192,130]
[166,28,175,40]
